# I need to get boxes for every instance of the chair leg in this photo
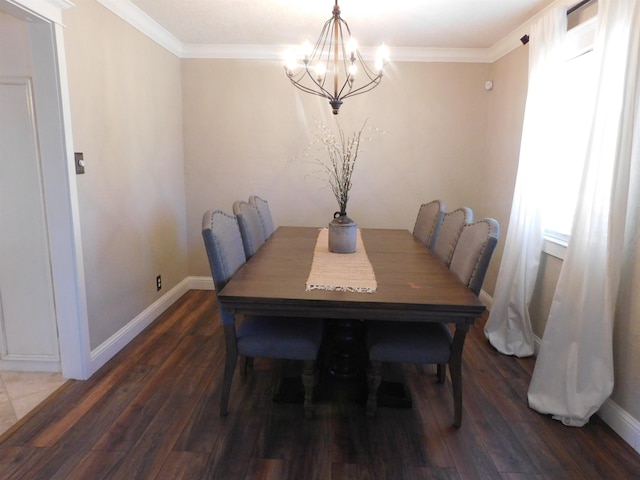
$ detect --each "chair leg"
[437,363,446,383]
[450,327,468,428]
[220,324,238,416]
[301,359,318,419]
[366,360,382,417]
[449,357,462,428]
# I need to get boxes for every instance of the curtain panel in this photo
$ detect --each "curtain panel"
[483,6,567,358]
[528,0,640,426]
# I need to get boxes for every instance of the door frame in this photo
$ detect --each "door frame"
[2,0,90,379]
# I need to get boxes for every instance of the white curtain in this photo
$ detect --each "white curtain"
[528,0,640,426]
[484,6,567,358]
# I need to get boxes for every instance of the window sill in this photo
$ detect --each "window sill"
[543,235,567,260]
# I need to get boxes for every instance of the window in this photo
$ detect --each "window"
[542,10,597,256]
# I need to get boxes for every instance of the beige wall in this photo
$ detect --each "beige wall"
[530,253,562,335]
[480,46,529,296]
[183,59,491,276]
[613,148,640,420]
[63,0,187,349]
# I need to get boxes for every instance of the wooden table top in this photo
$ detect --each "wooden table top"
[217,226,486,323]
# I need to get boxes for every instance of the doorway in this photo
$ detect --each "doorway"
[0,0,90,380]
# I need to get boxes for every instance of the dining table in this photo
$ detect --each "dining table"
[216,226,487,426]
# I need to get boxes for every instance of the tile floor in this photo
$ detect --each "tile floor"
[0,371,66,437]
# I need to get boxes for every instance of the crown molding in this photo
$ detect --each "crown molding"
[181,44,498,63]
[181,44,283,60]
[391,47,495,63]
[181,44,499,65]
[6,0,74,24]
[96,0,182,57]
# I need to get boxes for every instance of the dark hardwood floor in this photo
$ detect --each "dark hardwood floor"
[1,289,639,479]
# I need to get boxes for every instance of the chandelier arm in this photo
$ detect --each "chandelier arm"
[338,49,384,99]
[335,78,353,101]
[339,77,383,99]
[335,70,383,100]
[288,75,335,99]
[310,18,333,62]
[310,19,338,99]
[292,66,382,103]
[333,18,353,100]
[354,51,385,81]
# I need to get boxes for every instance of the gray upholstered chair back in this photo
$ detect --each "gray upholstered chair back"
[201,210,247,323]
[432,207,473,266]
[412,200,445,250]
[449,218,499,296]
[249,195,275,239]
[233,200,267,258]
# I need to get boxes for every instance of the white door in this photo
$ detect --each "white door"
[0,77,60,370]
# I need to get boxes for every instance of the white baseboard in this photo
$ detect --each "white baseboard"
[188,276,214,290]
[598,398,640,455]
[88,276,214,376]
[479,289,493,309]
[88,277,191,376]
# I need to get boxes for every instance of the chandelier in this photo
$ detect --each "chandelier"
[284,1,389,115]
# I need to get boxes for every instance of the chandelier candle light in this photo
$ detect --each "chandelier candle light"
[284,1,389,115]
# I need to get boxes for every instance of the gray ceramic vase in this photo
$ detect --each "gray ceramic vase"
[328,212,357,254]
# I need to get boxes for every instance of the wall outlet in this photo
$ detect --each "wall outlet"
[156,275,162,291]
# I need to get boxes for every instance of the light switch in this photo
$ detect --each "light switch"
[75,152,85,174]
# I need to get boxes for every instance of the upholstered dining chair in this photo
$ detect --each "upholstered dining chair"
[432,207,473,266]
[412,200,445,250]
[365,217,499,427]
[449,218,500,296]
[233,200,266,258]
[202,209,324,418]
[249,195,275,239]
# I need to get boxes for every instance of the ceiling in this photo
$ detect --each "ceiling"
[128,0,555,50]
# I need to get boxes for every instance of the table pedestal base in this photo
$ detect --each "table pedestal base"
[326,320,366,380]
[272,372,412,409]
